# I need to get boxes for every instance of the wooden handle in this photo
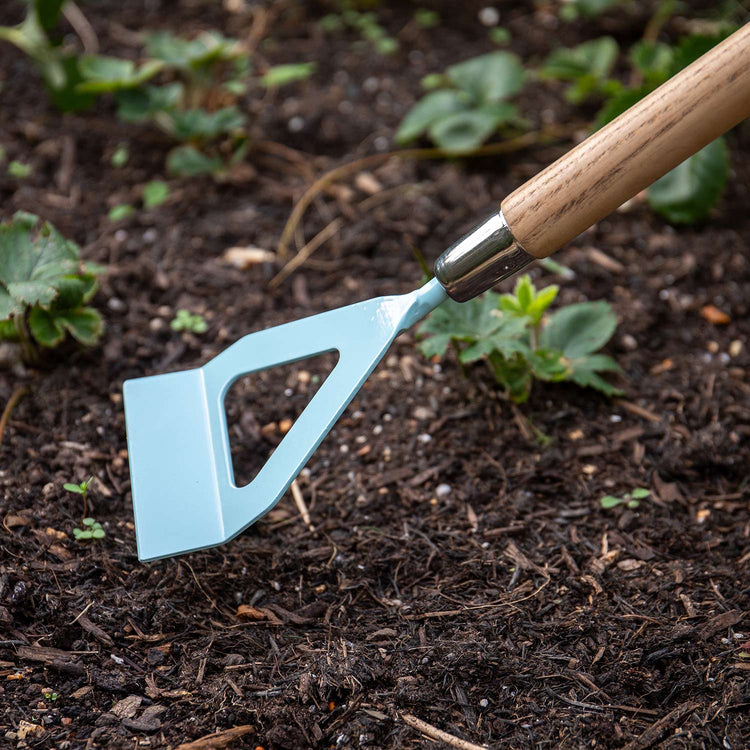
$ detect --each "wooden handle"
[501,24,750,259]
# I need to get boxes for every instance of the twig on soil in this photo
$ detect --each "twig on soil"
[269,218,343,289]
[174,724,255,750]
[621,700,700,750]
[276,129,567,261]
[63,2,99,53]
[0,386,28,449]
[69,601,94,625]
[400,713,488,750]
[290,478,315,532]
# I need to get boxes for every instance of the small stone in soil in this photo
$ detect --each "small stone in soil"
[436,483,451,498]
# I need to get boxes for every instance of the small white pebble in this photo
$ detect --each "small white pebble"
[337,100,354,115]
[373,424,383,435]
[432,363,442,374]
[729,340,743,357]
[355,435,367,444]
[300,467,311,478]
[610,414,622,423]
[373,135,389,152]
[482,542,490,549]
[436,483,451,498]
[363,76,379,93]
[383,413,393,422]
[339,444,349,454]
[142,228,158,243]
[352,410,364,420]
[478,6,500,26]
[659,289,670,300]
[287,116,305,133]
[114,229,128,242]
[719,352,730,364]
[284,387,293,397]
[107,297,125,311]
[479,698,489,708]
[417,433,432,444]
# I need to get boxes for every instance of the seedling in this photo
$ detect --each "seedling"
[142,180,170,209]
[108,204,135,222]
[64,476,93,519]
[171,309,207,334]
[44,691,59,701]
[414,9,440,28]
[0,0,94,111]
[111,144,130,168]
[8,160,32,178]
[73,517,105,541]
[0,212,104,363]
[319,9,399,56]
[396,51,525,153]
[600,487,650,510]
[559,0,619,22]
[418,274,621,404]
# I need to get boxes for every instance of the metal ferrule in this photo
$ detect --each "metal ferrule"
[434,210,534,302]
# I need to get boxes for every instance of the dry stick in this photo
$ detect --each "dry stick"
[276,129,565,261]
[62,2,99,53]
[290,478,315,532]
[269,217,344,289]
[400,713,488,750]
[0,386,28,449]
[622,700,700,750]
[174,725,255,750]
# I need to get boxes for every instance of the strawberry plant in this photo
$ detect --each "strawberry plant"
[396,51,526,153]
[0,0,94,111]
[0,212,104,363]
[418,275,621,403]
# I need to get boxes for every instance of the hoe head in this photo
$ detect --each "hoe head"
[123,279,446,561]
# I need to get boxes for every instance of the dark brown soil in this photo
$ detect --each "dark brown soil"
[1,2,749,748]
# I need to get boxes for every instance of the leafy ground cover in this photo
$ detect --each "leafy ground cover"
[1,1,749,748]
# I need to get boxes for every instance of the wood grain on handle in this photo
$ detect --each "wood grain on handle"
[501,24,750,259]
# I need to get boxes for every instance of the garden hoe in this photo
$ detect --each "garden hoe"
[124,26,750,561]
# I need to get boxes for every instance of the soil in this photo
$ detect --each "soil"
[1,1,749,748]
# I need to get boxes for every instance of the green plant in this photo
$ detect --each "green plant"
[171,309,207,334]
[0,0,94,111]
[76,30,314,177]
[64,475,93,518]
[142,180,170,208]
[319,8,399,56]
[559,0,621,22]
[418,275,621,403]
[8,161,33,178]
[0,212,104,363]
[396,51,526,153]
[44,691,59,701]
[73,517,105,541]
[111,143,129,168]
[542,28,736,223]
[414,9,439,28]
[600,487,650,509]
[108,204,135,222]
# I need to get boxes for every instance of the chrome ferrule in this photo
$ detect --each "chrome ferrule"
[433,210,534,302]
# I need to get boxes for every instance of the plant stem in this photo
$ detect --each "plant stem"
[0,385,28,449]
[81,489,87,522]
[13,314,38,365]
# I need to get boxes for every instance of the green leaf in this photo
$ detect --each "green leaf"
[145,31,242,71]
[566,353,623,396]
[108,204,135,222]
[44,55,96,112]
[630,487,650,499]
[629,41,672,84]
[488,351,532,403]
[0,212,79,313]
[414,9,440,28]
[447,51,524,104]
[63,483,84,494]
[600,495,623,509]
[53,275,94,309]
[28,306,64,347]
[8,161,32,178]
[489,27,511,46]
[142,180,170,209]
[111,144,129,168]
[34,0,66,32]
[55,307,103,346]
[0,318,18,340]
[428,105,514,153]
[92,528,105,539]
[647,137,729,224]
[82,517,95,526]
[165,107,246,140]
[526,285,559,324]
[166,145,223,177]
[115,83,184,123]
[395,90,466,145]
[529,348,569,381]
[515,275,533,312]
[560,0,619,20]
[541,301,617,358]
[541,37,618,82]
[670,33,733,74]
[260,62,316,88]
[77,56,163,93]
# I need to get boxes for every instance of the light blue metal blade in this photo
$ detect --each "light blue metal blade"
[123,278,447,561]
